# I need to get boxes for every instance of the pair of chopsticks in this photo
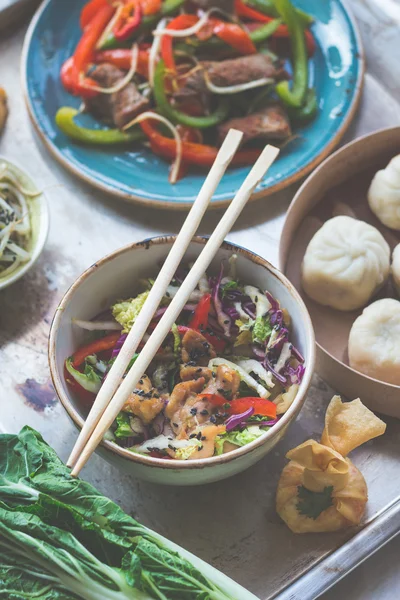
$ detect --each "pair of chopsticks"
[68,129,279,476]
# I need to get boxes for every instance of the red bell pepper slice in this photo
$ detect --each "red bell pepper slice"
[140,0,162,16]
[80,0,109,29]
[189,293,211,330]
[140,119,262,169]
[94,48,150,78]
[212,20,256,55]
[200,394,277,418]
[113,0,142,42]
[161,14,198,71]
[60,57,76,96]
[235,0,315,55]
[230,397,277,418]
[71,332,121,368]
[62,2,115,98]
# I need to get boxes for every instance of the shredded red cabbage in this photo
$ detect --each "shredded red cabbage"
[285,364,305,385]
[111,333,128,359]
[268,328,289,352]
[252,344,265,360]
[291,345,305,364]
[265,291,279,313]
[263,355,287,384]
[212,263,232,337]
[225,407,254,431]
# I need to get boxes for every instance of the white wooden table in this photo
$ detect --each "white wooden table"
[1,1,400,598]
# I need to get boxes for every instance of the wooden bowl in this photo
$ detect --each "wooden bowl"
[279,126,400,418]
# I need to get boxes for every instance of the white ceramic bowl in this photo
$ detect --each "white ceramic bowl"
[49,237,315,485]
[0,156,49,290]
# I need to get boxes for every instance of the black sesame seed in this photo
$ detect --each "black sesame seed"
[198,445,203,451]
[201,436,207,441]
[200,409,208,416]
[153,393,160,399]
[196,367,202,373]
[212,372,216,378]
[210,415,217,424]
[190,408,198,416]
[168,444,174,450]
[255,296,258,302]
[189,433,197,439]
[166,292,170,298]
[224,320,229,324]
[173,422,178,427]
[196,432,202,440]
[139,379,144,385]
[217,388,224,394]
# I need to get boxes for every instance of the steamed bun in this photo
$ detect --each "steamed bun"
[301,216,390,311]
[368,155,400,230]
[391,244,400,296]
[348,298,400,385]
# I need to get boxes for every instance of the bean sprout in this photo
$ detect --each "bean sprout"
[0,163,33,278]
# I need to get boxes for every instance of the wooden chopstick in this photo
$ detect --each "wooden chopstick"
[67,129,243,468]
[71,143,279,477]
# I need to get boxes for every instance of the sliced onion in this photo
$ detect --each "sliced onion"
[81,44,139,94]
[153,9,218,39]
[204,73,274,95]
[95,3,124,50]
[149,18,168,88]
[72,319,122,331]
[123,111,182,183]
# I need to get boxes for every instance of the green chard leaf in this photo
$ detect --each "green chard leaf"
[296,485,334,520]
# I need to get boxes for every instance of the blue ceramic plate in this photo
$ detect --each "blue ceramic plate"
[22,0,364,209]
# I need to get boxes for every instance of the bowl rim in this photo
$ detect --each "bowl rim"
[0,155,49,291]
[49,236,316,470]
[279,125,400,392]
[21,0,365,211]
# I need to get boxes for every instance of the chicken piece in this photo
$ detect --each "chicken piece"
[181,329,216,366]
[187,425,226,460]
[123,374,164,424]
[180,365,213,383]
[203,364,241,401]
[165,378,205,420]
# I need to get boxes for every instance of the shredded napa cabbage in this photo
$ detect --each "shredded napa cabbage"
[112,290,150,333]
[215,425,268,455]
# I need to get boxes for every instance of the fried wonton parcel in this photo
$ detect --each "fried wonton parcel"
[320,396,386,456]
[276,396,386,533]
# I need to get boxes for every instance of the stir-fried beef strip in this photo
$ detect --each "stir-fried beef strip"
[203,364,241,401]
[173,54,287,109]
[181,329,216,366]
[217,104,292,144]
[123,374,165,423]
[85,63,149,129]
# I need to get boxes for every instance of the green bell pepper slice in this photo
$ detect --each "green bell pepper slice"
[153,60,229,129]
[55,107,144,145]
[275,0,308,108]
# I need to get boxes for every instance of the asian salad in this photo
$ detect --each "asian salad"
[56,0,318,182]
[0,162,36,280]
[65,256,305,461]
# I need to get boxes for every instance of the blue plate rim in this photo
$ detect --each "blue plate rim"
[21,0,365,211]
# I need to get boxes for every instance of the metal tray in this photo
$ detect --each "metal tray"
[1,3,400,598]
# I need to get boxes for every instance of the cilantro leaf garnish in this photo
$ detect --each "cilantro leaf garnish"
[296,485,334,520]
